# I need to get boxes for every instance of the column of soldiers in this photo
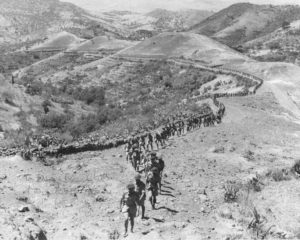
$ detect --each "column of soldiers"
[120,152,164,237]
[120,107,226,237]
[124,109,225,172]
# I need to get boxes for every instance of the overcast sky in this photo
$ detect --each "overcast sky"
[63,0,300,12]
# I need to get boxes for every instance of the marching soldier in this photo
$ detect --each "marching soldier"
[134,174,146,219]
[120,184,139,237]
[146,167,160,209]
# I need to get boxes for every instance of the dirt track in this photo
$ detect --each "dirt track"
[1,86,300,240]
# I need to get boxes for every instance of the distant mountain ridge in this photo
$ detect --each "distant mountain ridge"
[189,3,300,47]
[147,8,214,31]
[0,0,124,45]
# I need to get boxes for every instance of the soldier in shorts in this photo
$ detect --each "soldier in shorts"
[120,184,139,237]
[155,153,165,194]
[146,168,160,209]
[134,174,146,219]
[124,141,131,162]
[146,132,153,151]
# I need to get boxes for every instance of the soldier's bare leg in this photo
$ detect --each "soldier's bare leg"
[124,213,129,237]
[130,215,134,233]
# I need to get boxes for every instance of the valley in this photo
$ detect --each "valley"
[1,1,300,240]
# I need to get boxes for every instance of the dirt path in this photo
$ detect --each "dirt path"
[1,89,300,240]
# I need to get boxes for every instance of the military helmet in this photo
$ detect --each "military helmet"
[127,183,135,190]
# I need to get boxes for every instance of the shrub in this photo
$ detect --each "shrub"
[39,112,72,130]
[214,81,221,88]
[25,81,43,96]
[33,54,40,60]
[42,99,52,114]
[246,175,262,192]
[68,106,123,138]
[243,150,255,161]
[73,86,106,106]
[267,41,281,50]
[282,21,290,30]
[2,91,17,107]
[271,169,288,182]
[188,102,201,113]
[141,103,155,115]
[164,80,173,88]
[248,207,273,239]
[292,160,300,176]
[224,180,241,202]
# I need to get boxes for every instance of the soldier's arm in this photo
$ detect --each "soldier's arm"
[140,189,146,201]
[120,194,124,211]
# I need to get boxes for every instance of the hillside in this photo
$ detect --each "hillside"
[70,36,137,52]
[1,78,300,239]
[6,32,262,143]
[30,32,84,51]
[241,20,300,65]
[93,9,214,41]
[2,3,300,239]
[119,32,250,65]
[190,3,300,47]
[0,0,125,46]
[146,8,214,31]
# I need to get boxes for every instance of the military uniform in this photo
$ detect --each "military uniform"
[135,176,146,219]
[120,184,139,236]
[121,191,139,217]
[146,171,160,209]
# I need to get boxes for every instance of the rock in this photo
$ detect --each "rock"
[21,218,47,240]
[25,216,35,222]
[219,207,233,219]
[95,195,105,202]
[229,146,236,152]
[198,194,208,203]
[0,174,7,180]
[174,222,187,229]
[210,146,225,153]
[16,196,28,202]
[142,221,151,226]
[19,206,30,212]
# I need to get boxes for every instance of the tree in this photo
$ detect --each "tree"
[282,21,290,30]
[42,99,52,114]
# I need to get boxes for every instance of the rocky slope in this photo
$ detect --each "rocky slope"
[189,3,300,47]
[146,8,213,31]
[1,87,300,239]
[241,20,300,65]
[0,0,124,46]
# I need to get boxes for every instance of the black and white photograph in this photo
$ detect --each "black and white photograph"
[1,0,300,239]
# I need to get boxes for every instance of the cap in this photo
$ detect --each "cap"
[127,183,135,190]
[150,151,157,156]
[135,174,141,180]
